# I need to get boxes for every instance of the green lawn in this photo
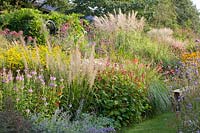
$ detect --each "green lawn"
[122,112,178,133]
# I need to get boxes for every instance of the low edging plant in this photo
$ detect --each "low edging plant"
[31,110,116,133]
[0,98,116,133]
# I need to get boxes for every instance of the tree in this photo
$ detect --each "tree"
[0,0,72,12]
[152,0,177,28]
[173,0,200,33]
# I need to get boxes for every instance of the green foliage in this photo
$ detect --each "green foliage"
[0,8,86,45]
[152,0,177,28]
[0,0,33,11]
[92,68,150,128]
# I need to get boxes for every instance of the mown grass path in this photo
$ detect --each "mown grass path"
[122,112,178,133]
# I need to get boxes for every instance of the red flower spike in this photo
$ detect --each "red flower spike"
[133,58,139,64]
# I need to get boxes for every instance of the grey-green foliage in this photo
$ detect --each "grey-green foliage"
[31,109,115,133]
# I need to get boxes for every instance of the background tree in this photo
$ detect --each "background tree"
[0,0,71,12]
[152,0,177,28]
[173,0,200,33]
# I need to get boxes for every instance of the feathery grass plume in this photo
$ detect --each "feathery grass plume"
[147,28,186,50]
[69,46,97,89]
[94,9,145,32]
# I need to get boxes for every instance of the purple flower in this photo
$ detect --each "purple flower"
[31,71,37,75]
[195,70,199,75]
[38,75,44,82]
[28,88,33,93]
[194,81,198,85]
[186,103,192,110]
[8,75,13,81]
[16,75,24,81]
[26,74,32,78]
[2,79,8,83]
[50,76,56,81]
[49,83,57,87]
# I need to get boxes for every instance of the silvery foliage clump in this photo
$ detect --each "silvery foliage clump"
[31,109,115,133]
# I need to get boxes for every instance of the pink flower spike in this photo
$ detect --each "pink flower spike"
[28,88,33,93]
[31,71,37,75]
[18,30,23,35]
[28,36,33,41]
[27,74,32,78]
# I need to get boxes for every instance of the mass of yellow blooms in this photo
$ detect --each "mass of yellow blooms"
[182,51,200,62]
[0,45,69,70]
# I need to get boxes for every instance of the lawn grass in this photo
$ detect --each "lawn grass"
[122,112,178,133]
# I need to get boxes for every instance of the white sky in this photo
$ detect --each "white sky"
[192,0,200,10]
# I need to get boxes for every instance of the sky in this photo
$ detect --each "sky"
[192,0,200,10]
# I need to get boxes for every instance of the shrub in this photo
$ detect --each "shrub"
[0,9,86,45]
[91,65,150,128]
[0,8,46,44]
